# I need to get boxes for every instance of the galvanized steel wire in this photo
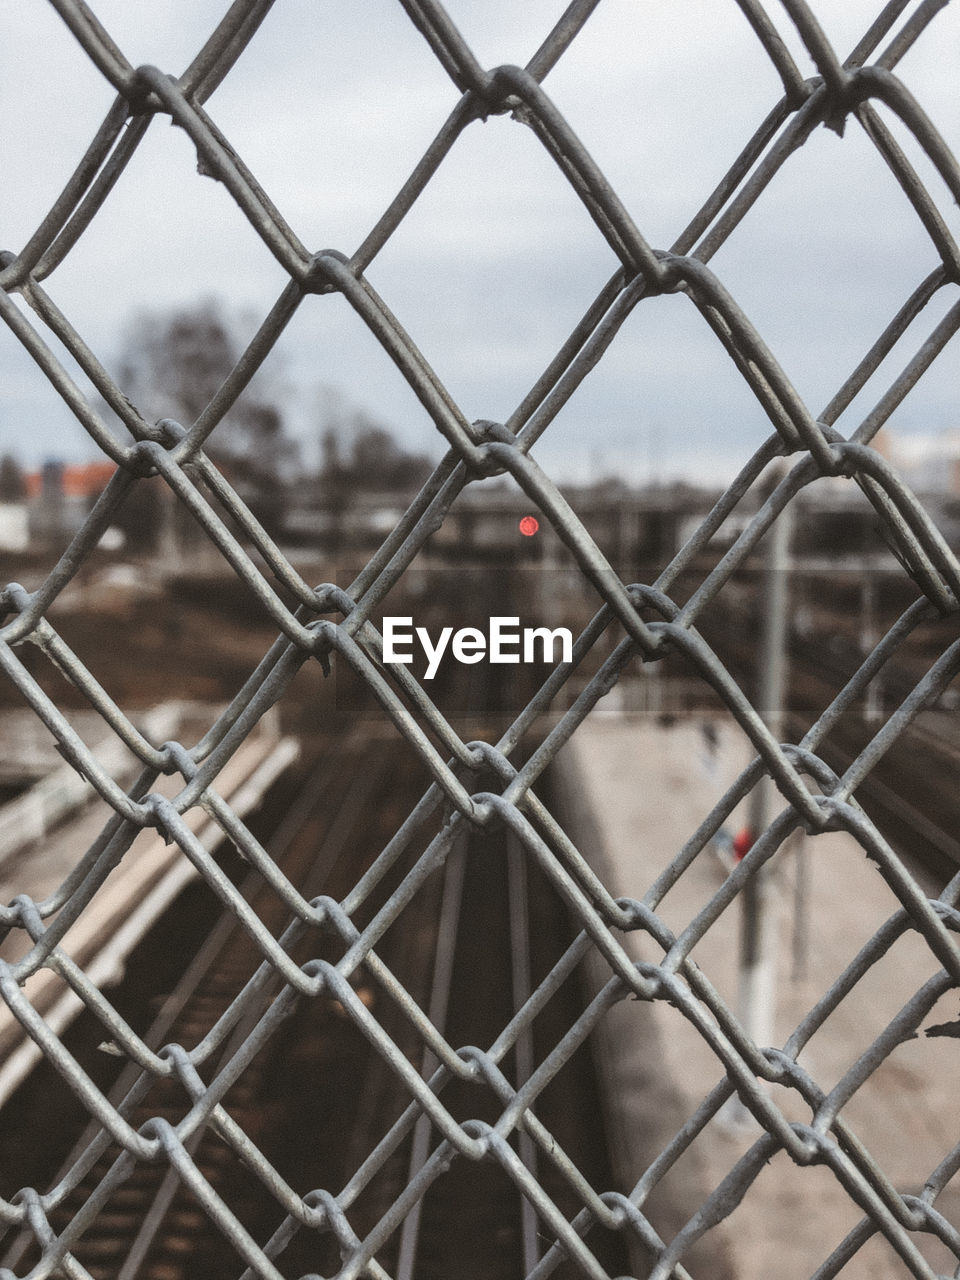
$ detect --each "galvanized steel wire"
[2,1,960,1276]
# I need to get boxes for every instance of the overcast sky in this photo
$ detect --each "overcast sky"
[2,1,958,485]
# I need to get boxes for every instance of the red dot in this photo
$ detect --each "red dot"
[733,828,754,860]
[519,515,539,537]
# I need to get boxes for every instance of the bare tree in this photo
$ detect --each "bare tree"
[0,455,26,502]
[116,299,295,533]
[318,410,433,495]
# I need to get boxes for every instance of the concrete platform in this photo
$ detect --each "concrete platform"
[0,712,299,1106]
[560,710,959,1279]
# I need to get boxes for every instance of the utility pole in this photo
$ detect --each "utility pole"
[861,575,882,724]
[737,496,793,1054]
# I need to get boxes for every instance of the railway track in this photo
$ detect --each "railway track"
[702,595,960,885]
[0,565,626,1279]
[2,737,404,1278]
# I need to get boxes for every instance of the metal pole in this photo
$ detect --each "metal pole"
[737,493,793,1053]
[862,574,882,725]
[791,829,809,982]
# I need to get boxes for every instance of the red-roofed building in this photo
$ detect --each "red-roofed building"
[25,460,117,502]
[23,459,120,547]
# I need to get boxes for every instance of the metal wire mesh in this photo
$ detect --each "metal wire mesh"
[2,2,960,1276]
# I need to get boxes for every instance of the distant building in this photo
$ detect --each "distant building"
[24,459,117,502]
[23,459,118,548]
[874,427,960,496]
[0,503,29,552]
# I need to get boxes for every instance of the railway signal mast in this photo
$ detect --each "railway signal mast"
[737,495,794,1074]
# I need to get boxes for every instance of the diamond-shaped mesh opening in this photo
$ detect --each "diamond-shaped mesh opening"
[208,5,458,249]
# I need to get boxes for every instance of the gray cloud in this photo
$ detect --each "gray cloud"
[2,1,957,483]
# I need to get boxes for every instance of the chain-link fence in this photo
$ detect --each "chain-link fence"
[2,2,960,1277]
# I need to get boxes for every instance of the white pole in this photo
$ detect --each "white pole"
[737,493,793,1054]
